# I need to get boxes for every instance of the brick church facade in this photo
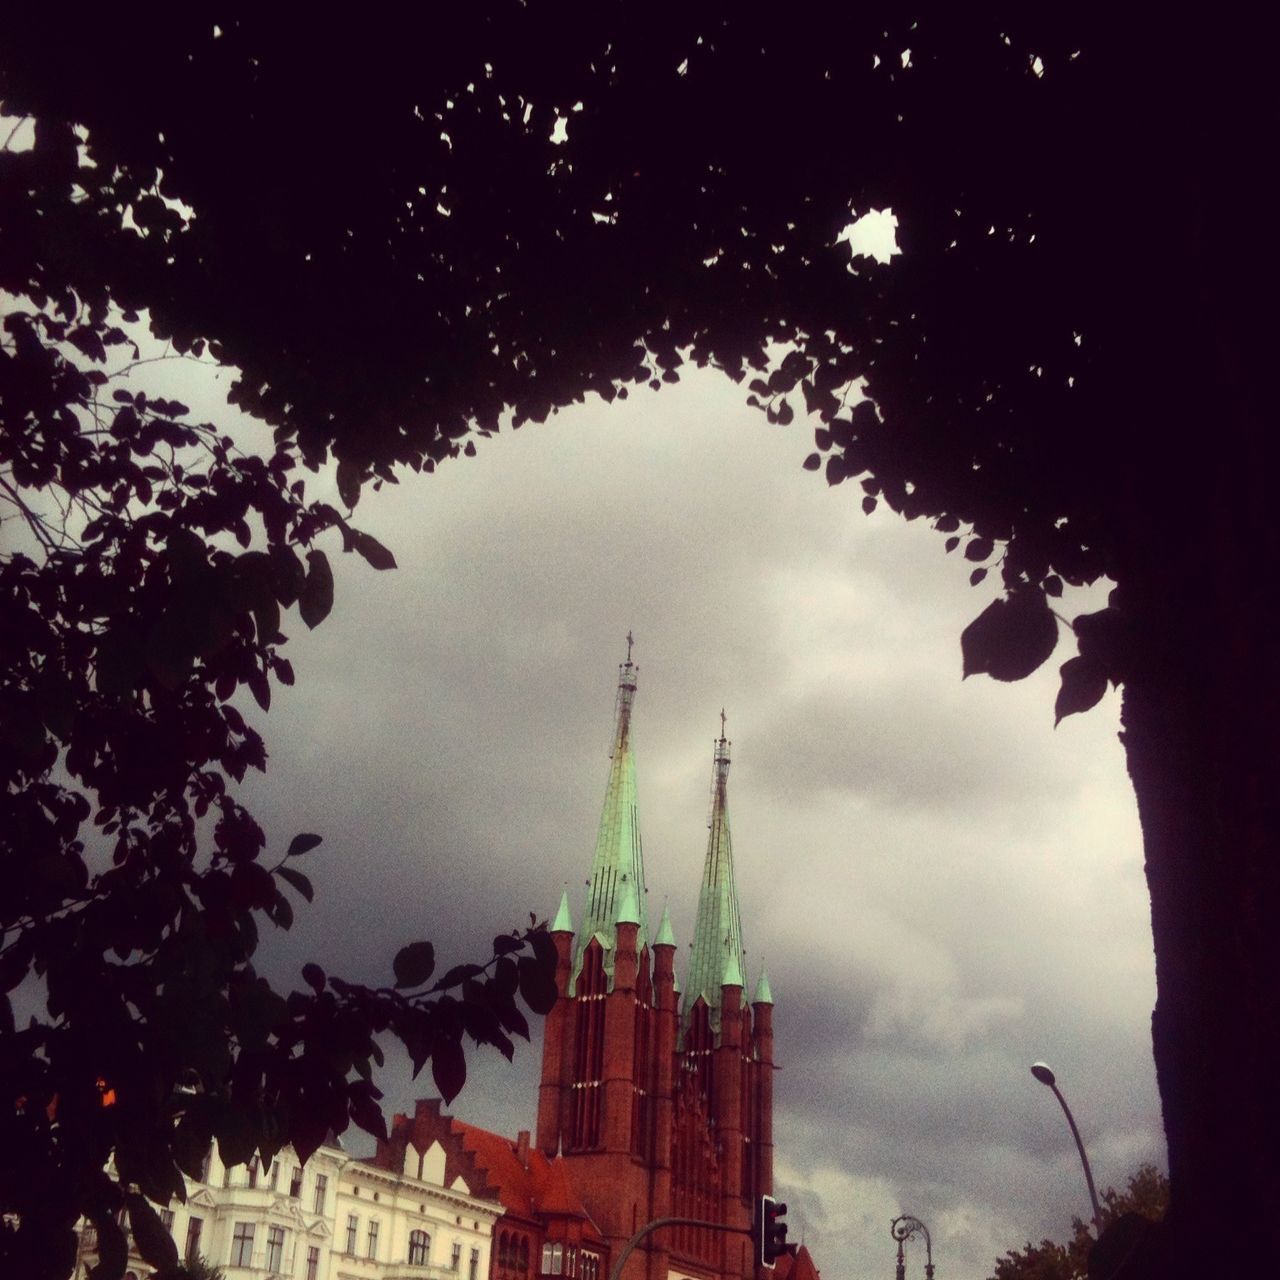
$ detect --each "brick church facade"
[374,649,820,1280]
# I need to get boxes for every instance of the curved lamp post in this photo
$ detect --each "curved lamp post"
[1030,1061,1103,1228]
[889,1215,934,1280]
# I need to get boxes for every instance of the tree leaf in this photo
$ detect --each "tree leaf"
[127,1193,179,1269]
[302,962,326,992]
[960,590,1059,682]
[393,941,436,989]
[298,549,334,629]
[350,1093,388,1142]
[965,536,994,562]
[802,452,821,471]
[432,1035,466,1103]
[277,865,314,902]
[288,832,323,857]
[88,1214,128,1280]
[1054,655,1108,725]
[518,953,558,1015]
[336,458,363,510]
[351,529,397,571]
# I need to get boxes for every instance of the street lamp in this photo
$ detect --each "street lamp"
[889,1215,934,1280]
[1030,1061,1103,1228]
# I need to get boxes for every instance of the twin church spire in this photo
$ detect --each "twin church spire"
[562,638,770,1020]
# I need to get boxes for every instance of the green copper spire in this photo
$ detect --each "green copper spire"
[552,887,573,934]
[753,968,774,1006]
[683,715,746,1033]
[572,637,649,986]
[655,902,676,948]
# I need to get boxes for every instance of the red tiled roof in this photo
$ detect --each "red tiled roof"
[451,1122,589,1222]
[453,1120,542,1218]
[774,1244,821,1280]
[535,1155,587,1219]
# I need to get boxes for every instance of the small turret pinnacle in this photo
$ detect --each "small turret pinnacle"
[552,887,573,934]
[753,968,774,1006]
[614,877,640,926]
[655,901,676,947]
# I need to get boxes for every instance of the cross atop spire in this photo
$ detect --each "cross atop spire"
[720,707,726,739]
[626,629,635,664]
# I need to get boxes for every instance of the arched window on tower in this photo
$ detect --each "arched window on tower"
[519,1237,530,1275]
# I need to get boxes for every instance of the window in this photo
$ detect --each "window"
[519,1238,530,1275]
[313,1173,328,1215]
[231,1222,255,1267]
[184,1217,203,1263]
[269,1160,280,1191]
[541,1243,564,1275]
[199,1147,212,1184]
[266,1225,286,1272]
[247,1159,259,1189]
[409,1230,431,1265]
[346,1214,359,1254]
[451,1242,463,1270]
[160,1209,175,1233]
[306,1245,320,1280]
[289,1166,303,1198]
[470,1246,481,1280]
[367,1220,380,1260]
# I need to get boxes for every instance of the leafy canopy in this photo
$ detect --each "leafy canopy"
[989,1165,1169,1280]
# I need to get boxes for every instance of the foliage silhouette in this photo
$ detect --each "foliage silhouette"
[0,153,558,1279]
[990,1165,1169,1280]
[1,7,1274,1277]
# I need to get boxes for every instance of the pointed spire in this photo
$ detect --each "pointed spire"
[683,716,746,1033]
[572,637,649,986]
[655,902,676,948]
[552,888,573,934]
[753,968,774,1006]
[722,948,744,989]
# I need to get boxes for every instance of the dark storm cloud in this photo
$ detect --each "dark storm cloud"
[744,680,1068,811]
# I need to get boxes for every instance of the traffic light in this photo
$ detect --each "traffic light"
[755,1194,789,1269]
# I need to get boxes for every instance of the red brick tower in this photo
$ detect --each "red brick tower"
[535,650,774,1280]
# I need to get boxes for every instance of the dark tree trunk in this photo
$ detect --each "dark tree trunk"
[1118,312,1279,1277]
[1107,20,1280,1269]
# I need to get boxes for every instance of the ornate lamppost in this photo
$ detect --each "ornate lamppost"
[889,1214,935,1280]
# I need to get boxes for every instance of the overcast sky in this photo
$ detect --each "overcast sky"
[148,352,1163,1279]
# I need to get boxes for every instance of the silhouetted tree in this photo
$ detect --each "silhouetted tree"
[0,179,557,1277]
[2,8,1273,1276]
[991,1165,1169,1280]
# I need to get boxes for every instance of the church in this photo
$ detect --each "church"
[373,647,821,1280]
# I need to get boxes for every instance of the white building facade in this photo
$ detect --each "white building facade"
[73,1136,499,1280]
[331,1147,500,1280]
